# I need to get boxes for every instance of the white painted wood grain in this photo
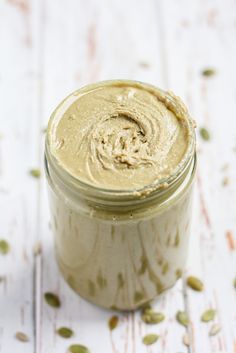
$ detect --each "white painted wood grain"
[0,0,236,352]
[0,0,42,352]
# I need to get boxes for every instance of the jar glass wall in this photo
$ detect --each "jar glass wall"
[45,80,196,311]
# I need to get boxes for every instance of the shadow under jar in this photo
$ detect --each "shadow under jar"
[45,80,196,311]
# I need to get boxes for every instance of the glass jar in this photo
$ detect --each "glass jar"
[45,81,196,311]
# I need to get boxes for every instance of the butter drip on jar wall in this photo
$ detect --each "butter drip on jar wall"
[45,80,196,310]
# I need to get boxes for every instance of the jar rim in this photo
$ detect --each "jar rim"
[45,79,196,202]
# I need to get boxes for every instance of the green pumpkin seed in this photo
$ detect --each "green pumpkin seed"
[108,315,119,330]
[201,309,216,322]
[199,128,210,142]
[68,344,90,353]
[44,292,61,308]
[29,168,41,178]
[234,278,236,288]
[187,276,204,291]
[15,332,29,342]
[209,323,221,336]
[0,239,10,255]
[56,327,73,338]
[202,68,216,77]
[176,311,189,327]
[33,241,42,256]
[141,310,165,324]
[142,333,159,345]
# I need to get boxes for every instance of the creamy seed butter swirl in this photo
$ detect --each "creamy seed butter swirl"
[46,80,196,310]
[48,81,193,191]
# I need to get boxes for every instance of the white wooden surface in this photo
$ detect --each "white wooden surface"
[0,0,236,352]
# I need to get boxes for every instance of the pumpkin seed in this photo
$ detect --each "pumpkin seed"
[233,278,236,288]
[199,128,210,142]
[139,62,151,69]
[176,311,189,327]
[0,239,10,255]
[201,309,216,322]
[222,176,229,186]
[33,241,42,256]
[15,332,29,342]
[142,333,159,345]
[209,323,221,336]
[202,68,216,77]
[29,168,41,178]
[108,315,119,330]
[56,327,73,338]
[141,310,165,324]
[187,276,204,291]
[68,344,90,353]
[44,292,61,308]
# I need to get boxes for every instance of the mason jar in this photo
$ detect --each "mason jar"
[45,80,196,311]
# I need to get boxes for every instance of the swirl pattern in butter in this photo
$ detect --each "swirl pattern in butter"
[49,81,192,190]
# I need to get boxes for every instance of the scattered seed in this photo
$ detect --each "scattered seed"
[209,323,221,336]
[141,309,165,324]
[68,344,90,353]
[0,275,6,283]
[201,68,216,77]
[44,292,61,308]
[138,61,151,69]
[15,332,29,342]
[234,278,236,288]
[182,333,190,347]
[108,315,119,330]
[33,241,42,256]
[29,168,41,178]
[0,240,10,255]
[56,327,73,338]
[199,127,210,141]
[0,239,10,255]
[222,176,229,186]
[142,333,159,346]
[176,311,189,327]
[201,309,216,322]
[187,276,204,291]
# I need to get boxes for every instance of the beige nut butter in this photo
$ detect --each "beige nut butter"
[45,80,196,310]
